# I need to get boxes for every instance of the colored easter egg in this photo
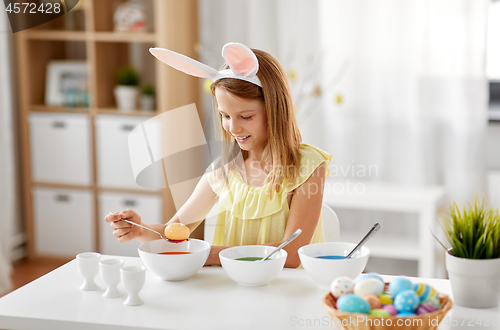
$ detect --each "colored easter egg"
[164,223,190,241]
[330,276,355,298]
[363,294,382,309]
[389,277,413,298]
[382,304,398,316]
[337,294,371,314]
[356,272,384,285]
[422,296,441,310]
[416,302,439,315]
[330,276,354,298]
[354,278,384,296]
[394,290,420,313]
[369,309,390,317]
[397,312,416,318]
[413,283,438,302]
[378,293,393,305]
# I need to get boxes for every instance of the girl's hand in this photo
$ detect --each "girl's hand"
[105,209,143,243]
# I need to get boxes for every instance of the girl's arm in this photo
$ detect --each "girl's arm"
[165,174,219,231]
[106,174,218,243]
[270,161,327,268]
[204,161,327,268]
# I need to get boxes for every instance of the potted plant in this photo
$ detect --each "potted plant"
[140,83,155,112]
[114,66,139,112]
[437,197,500,308]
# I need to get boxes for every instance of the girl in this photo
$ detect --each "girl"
[105,43,331,268]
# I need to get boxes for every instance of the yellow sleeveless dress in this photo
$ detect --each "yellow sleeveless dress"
[207,144,332,246]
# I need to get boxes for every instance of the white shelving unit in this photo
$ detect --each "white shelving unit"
[340,232,421,260]
[323,178,447,278]
[16,0,201,260]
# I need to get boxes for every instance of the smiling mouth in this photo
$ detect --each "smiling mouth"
[235,135,250,142]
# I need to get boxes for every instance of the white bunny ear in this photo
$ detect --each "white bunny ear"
[149,48,218,79]
[222,43,259,77]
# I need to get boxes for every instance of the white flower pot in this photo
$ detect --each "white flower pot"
[140,95,155,112]
[446,249,500,308]
[114,86,138,112]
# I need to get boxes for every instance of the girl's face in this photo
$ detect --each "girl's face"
[215,88,268,156]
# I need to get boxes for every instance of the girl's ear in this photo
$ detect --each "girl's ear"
[222,43,259,77]
[149,47,218,79]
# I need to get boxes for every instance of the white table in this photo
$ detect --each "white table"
[1,256,499,330]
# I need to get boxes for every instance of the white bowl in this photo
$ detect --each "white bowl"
[298,242,370,290]
[219,245,287,286]
[138,239,210,281]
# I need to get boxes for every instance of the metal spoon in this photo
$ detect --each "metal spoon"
[108,211,168,241]
[258,229,302,262]
[345,223,380,259]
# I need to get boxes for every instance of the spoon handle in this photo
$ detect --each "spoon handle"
[261,229,302,261]
[122,219,168,240]
[108,211,167,240]
[345,223,380,259]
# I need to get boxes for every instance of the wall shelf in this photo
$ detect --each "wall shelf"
[92,32,157,43]
[24,31,88,41]
[97,108,157,116]
[31,105,89,113]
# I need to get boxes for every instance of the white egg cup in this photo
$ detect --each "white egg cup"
[120,266,146,306]
[99,258,124,298]
[76,252,101,291]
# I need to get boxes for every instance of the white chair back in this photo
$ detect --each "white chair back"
[322,203,340,242]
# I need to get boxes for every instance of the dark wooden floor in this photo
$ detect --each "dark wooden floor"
[2,258,69,297]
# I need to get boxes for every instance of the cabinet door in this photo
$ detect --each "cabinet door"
[99,192,162,256]
[96,115,151,188]
[29,113,92,184]
[33,188,94,256]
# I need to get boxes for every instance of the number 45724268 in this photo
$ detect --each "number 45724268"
[5,2,62,14]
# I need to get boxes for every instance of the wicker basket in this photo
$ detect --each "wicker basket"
[322,284,453,330]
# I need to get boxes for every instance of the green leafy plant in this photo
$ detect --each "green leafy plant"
[142,83,155,96]
[437,197,500,259]
[116,66,139,86]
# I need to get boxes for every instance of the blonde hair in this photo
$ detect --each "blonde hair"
[211,49,302,196]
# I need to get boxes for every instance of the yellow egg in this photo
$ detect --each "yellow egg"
[379,294,393,305]
[164,223,190,241]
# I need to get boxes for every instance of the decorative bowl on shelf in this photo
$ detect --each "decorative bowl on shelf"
[298,242,370,290]
[138,239,210,281]
[219,245,287,286]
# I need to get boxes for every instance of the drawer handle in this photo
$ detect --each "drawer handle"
[55,194,70,202]
[121,125,135,131]
[52,121,66,128]
[123,200,137,207]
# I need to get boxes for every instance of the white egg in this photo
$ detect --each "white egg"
[354,278,384,296]
[330,276,355,298]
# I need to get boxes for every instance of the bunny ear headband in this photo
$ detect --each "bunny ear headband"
[149,42,262,87]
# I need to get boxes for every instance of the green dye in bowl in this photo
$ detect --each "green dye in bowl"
[235,257,271,261]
